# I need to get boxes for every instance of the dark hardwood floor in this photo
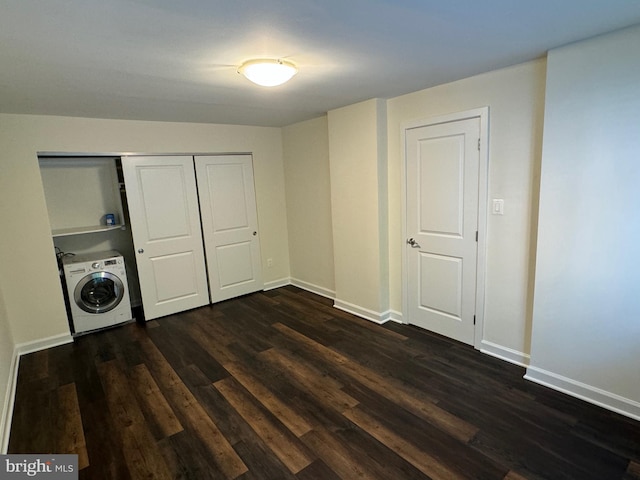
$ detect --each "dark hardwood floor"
[9,286,640,479]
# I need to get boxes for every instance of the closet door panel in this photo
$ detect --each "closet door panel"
[195,155,263,302]
[122,155,209,319]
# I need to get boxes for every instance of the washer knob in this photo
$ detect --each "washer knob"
[92,262,101,269]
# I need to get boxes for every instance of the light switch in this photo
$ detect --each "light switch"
[492,199,504,215]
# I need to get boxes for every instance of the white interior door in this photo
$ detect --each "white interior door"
[405,117,480,345]
[122,155,209,320]
[195,154,263,303]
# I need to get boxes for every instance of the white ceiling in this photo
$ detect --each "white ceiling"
[2,0,640,127]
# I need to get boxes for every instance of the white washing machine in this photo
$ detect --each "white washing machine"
[63,250,133,334]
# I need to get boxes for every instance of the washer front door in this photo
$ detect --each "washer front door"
[74,271,124,314]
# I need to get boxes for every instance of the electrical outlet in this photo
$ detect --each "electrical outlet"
[267,258,273,267]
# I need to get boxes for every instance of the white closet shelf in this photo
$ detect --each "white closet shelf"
[52,224,125,238]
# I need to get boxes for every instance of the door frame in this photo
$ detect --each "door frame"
[401,107,489,350]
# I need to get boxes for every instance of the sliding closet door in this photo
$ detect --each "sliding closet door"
[122,155,209,320]
[195,155,263,303]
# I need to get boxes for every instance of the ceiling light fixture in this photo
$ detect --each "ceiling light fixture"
[238,59,298,87]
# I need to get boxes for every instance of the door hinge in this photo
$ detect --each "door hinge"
[473,315,476,325]
[477,138,480,151]
[475,231,478,242]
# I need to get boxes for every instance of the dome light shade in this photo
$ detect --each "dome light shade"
[238,59,297,87]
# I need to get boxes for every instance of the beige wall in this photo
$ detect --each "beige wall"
[328,99,390,319]
[387,59,547,361]
[287,61,546,350]
[0,114,289,345]
[528,25,640,418]
[282,116,335,296]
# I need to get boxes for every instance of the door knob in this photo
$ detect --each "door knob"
[138,248,144,254]
[406,238,421,248]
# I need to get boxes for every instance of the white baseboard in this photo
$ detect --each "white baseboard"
[1,348,19,454]
[480,340,530,368]
[267,281,400,326]
[263,278,291,291]
[386,310,403,324]
[333,299,390,325]
[0,332,73,453]
[14,333,74,357]
[290,278,335,300]
[524,365,640,422]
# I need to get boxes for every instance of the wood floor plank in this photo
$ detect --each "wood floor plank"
[104,324,145,366]
[214,302,277,353]
[72,335,111,405]
[444,384,632,480]
[19,349,49,381]
[185,315,239,365]
[342,380,508,480]
[214,377,315,474]
[56,383,89,470]
[272,321,479,442]
[157,430,226,480]
[128,363,183,440]
[233,439,297,480]
[47,343,76,389]
[295,459,343,480]
[503,471,530,480]
[253,287,334,322]
[97,360,148,427]
[9,287,640,480]
[246,292,342,340]
[335,313,410,341]
[137,335,248,479]
[343,405,466,480]
[259,347,359,411]
[626,461,640,479]
[97,359,173,479]
[147,319,229,383]
[8,373,54,454]
[120,423,173,480]
[175,364,257,447]
[76,393,132,480]
[300,428,380,480]
[329,409,436,480]
[569,410,640,461]
[222,360,313,437]
[272,322,436,402]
